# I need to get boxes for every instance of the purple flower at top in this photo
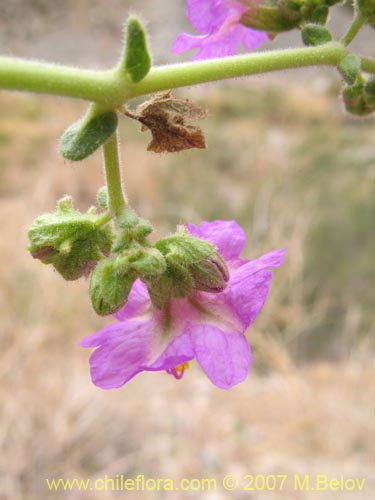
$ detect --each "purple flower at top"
[172,0,268,60]
[80,220,286,390]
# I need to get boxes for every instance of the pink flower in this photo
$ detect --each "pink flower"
[80,221,286,389]
[172,0,268,60]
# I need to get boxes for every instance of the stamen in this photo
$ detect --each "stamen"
[166,362,190,380]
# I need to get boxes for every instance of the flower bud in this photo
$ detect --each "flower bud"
[301,24,332,46]
[342,82,375,116]
[145,231,230,309]
[90,258,137,316]
[28,197,113,280]
[189,252,229,293]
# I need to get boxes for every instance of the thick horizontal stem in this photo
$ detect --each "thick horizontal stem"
[130,43,348,98]
[0,56,121,105]
[1,43,373,107]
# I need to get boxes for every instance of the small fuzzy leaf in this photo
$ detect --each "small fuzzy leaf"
[124,17,151,82]
[60,111,118,161]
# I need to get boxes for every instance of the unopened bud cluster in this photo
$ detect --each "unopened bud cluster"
[28,199,229,315]
[336,54,375,117]
[146,230,229,309]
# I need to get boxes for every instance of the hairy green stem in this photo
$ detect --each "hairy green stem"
[0,43,361,107]
[341,14,365,47]
[131,43,348,97]
[102,132,127,217]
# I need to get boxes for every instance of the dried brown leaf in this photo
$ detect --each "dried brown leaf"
[126,91,207,153]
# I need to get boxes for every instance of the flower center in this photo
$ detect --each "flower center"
[166,362,190,380]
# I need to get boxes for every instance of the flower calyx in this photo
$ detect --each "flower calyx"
[28,197,113,280]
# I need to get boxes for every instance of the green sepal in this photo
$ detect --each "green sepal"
[129,247,166,279]
[338,54,361,85]
[146,256,193,309]
[123,17,151,83]
[28,197,113,280]
[60,111,118,161]
[111,216,153,253]
[155,232,216,266]
[117,208,139,229]
[301,23,332,46]
[90,258,137,315]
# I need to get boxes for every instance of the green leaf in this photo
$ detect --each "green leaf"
[124,17,151,83]
[60,111,118,161]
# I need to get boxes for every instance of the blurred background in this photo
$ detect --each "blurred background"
[0,1,374,499]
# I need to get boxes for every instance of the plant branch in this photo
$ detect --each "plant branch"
[341,13,365,47]
[0,43,351,107]
[102,131,127,217]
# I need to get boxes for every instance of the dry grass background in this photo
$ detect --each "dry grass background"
[0,2,375,499]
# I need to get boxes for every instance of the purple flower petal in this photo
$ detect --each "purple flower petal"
[83,318,156,389]
[241,26,268,51]
[149,329,195,371]
[190,28,243,60]
[245,248,287,274]
[187,220,246,261]
[186,0,230,33]
[229,266,273,328]
[172,0,267,60]
[190,323,251,389]
[172,33,205,55]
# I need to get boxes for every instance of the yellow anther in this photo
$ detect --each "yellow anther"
[175,361,190,375]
